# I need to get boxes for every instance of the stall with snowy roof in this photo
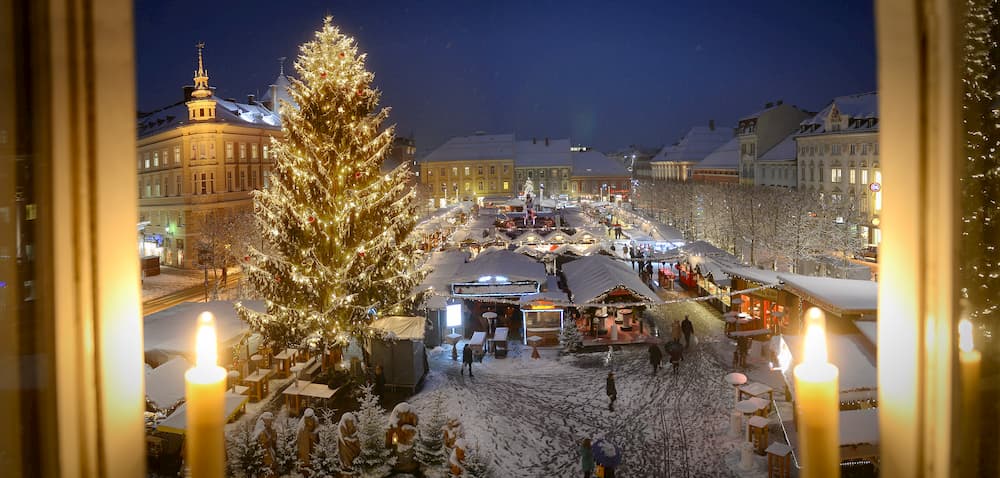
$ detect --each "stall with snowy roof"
[562,254,662,342]
[518,279,570,346]
[449,249,548,339]
[776,273,878,334]
[724,265,786,336]
[365,316,428,394]
[689,255,734,312]
[413,250,470,347]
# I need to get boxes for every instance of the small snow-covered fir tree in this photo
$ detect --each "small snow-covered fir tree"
[461,442,495,478]
[274,415,301,476]
[236,16,422,349]
[559,320,583,352]
[226,419,266,478]
[355,384,395,477]
[415,393,449,477]
[310,409,344,478]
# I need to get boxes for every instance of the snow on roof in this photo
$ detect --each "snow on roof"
[739,102,787,121]
[562,255,662,305]
[453,249,547,284]
[414,250,471,296]
[798,92,879,136]
[137,95,283,138]
[777,273,878,314]
[757,132,797,162]
[156,392,250,434]
[519,276,569,304]
[691,136,740,170]
[422,134,515,163]
[514,138,572,167]
[679,240,736,259]
[782,334,877,397]
[145,357,191,410]
[839,409,879,447]
[260,72,296,113]
[689,256,732,287]
[722,264,781,285]
[651,126,733,164]
[369,316,426,341]
[853,320,877,347]
[143,300,262,357]
[571,150,630,177]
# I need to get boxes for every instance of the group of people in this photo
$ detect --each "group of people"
[647,314,692,375]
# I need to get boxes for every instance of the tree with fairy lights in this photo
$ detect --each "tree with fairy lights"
[236,17,421,350]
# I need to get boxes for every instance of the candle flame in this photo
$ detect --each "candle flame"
[803,307,828,365]
[959,318,975,353]
[195,311,218,368]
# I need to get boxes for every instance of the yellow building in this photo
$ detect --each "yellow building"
[137,45,285,268]
[419,133,516,203]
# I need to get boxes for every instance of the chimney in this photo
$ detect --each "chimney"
[765,102,774,109]
[777,99,783,106]
[545,137,549,146]
[532,137,537,144]
[708,119,715,131]
[247,94,256,104]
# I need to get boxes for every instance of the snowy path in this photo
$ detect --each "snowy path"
[411,296,741,477]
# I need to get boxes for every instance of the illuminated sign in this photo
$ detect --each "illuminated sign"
[446,303,463,327]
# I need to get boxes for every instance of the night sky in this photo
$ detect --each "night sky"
[135,0,876,154]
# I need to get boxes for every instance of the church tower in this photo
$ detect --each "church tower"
[187,42,216,121]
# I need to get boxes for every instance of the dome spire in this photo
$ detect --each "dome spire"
[192,42,211,99]
[278,56,286,77]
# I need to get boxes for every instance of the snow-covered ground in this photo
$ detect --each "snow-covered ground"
[405,288,782,477]
[142,266,206,301]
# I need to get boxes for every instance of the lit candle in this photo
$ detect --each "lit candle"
[793,307,840,478]
[185,312,227,478]
[958,318,980,477]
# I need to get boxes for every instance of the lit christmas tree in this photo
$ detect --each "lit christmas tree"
[237,17,421,348]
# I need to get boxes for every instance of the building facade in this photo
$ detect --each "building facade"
[737,101,812,185]
[650,122,732,181]
[691,137,740,183]
[795,92,881,245]
[418,133,516,202]
[137,46,284,268]
[755,133,798,188]
[570,150,632,200]
[513,138,572,198]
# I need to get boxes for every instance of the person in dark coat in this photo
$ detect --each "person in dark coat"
[461,344,474,377]
[681,315,694,348]
[648,343,663,374]
[606,371,617,411]
[667,340,684,373]
[373,364,385,397]
[737,337,749,368]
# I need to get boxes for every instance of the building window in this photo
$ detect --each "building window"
[144,179,150,198]
[850,169,857,184]
[874,143,879,155]
[227,171,233,191]
[173,146,181,164]
[451,167,457,176]
[209,172,215,193]
[239,143,246,159]
[862,169,870,185]
[240,170,246,190]
[153,180,160,197]
[427,169,433,177]
[478,180,484,190]
[225,142,233,159]
[176,175,181,195]
[861,143,869,155]
[263,170,270,189]
[153,152,159,167]
[528,171,533,179]
[200,173,207,194]
[503,181,509,190]
[540,170,545,178]
[831,168,843,183]
[144,152,150,168]
[251,170,258,189]
[464,182,471,191]
[477,165,483,175]
[192,173,197,194]
[850,144,857,155]
[263,145,269,159]
[832,144,842,155]
[251,144,259,159]
[489,166,495,175]
[503,165,509,173]
[562,169,568,178]
[464,166,470,176]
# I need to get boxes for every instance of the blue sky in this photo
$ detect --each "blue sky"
[135,0,876,154]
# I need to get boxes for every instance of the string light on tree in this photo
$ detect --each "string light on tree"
[236,16,424,350]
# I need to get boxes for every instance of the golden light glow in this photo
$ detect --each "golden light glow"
[959,318,974,353]
[803,307,828,365]
[195,311,218,368]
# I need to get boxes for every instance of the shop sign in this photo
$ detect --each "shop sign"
[144,234,163,246]
[451,280,539,297]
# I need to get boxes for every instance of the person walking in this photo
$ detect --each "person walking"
[579,438,595,478]
[671,319,682,342]
[648,342,663,374]
[606,371,617,411]
[681,315,694,348]
[461,343,474,377]
[667,340,684,373]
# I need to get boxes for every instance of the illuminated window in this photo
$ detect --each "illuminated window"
[503,181,509,190]
[850,169,857,184]
[239,143,246,159]
[174,146,181,164]
[263,145,269,159]
[251,143,259,159]
[226,142,233,159]
[227,171,233,191]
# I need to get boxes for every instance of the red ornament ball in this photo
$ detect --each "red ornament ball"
[354,171,362,179]
[243,255,250,262]
[357,89,363,97]
[358,251,366,257]
[339,52,344,58]
[320,72,326,78]
[308,216,316,223]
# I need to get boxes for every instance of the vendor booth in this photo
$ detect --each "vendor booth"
[366,316,428,394]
